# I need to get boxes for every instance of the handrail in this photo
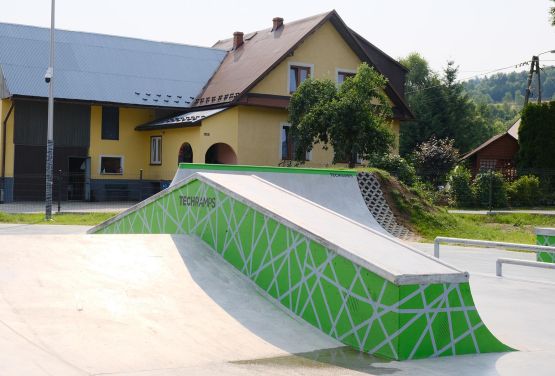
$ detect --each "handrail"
[433,236,555,258]
[496,258,555,276]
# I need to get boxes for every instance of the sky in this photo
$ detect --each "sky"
[1,0,554,79]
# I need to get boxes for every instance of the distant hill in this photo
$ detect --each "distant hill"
[463,65,555,104]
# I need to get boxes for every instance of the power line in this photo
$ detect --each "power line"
[405,60,534,95]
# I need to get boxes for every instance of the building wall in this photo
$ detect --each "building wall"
[251,21,362,95]
[1,98,14,178]
[199,106,239,162]
[235,105,335,167]
[89,105,155,181]
[142,126,201,181]
[470,134,519,177]
[476,135,519,161]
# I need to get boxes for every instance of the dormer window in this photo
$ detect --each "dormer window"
[289,65,312,93]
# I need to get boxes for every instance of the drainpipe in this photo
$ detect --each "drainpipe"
[1,101,14,181]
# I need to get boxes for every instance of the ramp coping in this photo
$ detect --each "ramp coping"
[177,162,358,176]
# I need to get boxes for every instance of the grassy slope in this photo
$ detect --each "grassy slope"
[0,212,116,226]
[374,170,554,244]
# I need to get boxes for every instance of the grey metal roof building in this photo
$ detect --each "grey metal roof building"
[0,23,227,108]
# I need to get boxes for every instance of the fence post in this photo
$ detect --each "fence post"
[434,239,440,258]
[139,169,143,201]
[496,259,502,277]
[57,169,62,213]
[488,171,493,212]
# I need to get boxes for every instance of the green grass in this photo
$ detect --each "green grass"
[0,211,117,226]
[388,184,555,244]
[414,212,555,244]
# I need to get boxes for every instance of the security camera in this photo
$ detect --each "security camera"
[44,68,53,83]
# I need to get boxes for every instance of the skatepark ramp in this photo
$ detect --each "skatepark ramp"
[90,172,511,360]
[171,163,414,239]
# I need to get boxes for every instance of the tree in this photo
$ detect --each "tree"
[518,101,555,172]
[412,137,460,187]
[288,63,394,167]
[551,0,555,26]
[399,56,497,156]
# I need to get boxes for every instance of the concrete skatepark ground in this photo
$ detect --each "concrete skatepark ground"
[1,165,554,374]
[0,233,554,375]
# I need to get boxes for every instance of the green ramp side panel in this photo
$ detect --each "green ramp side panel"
[93,179,510,360]
[536,228,555,263]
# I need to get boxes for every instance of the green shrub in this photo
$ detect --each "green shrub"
[412,137,460,187]
[366,154,417,186]
[448,166,475,207]
[507,175,541,207]
[410,181,451,206]
[473,171,508,208]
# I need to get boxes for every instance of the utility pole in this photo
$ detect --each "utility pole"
[45,0,55,220]
[524,51,555,106]
[537,58,542,103]
[524,56,539,105]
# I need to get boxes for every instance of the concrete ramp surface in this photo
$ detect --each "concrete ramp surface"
[171,163,390,235]
[91,172,511,360]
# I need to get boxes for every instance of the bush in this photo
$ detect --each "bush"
[410,181,451,206]
[518,101,555,172]
[507,175,541,207]
[448,166,475,207]
[474,171,508,208]
[412,137,460,187]
[366,154,417,185]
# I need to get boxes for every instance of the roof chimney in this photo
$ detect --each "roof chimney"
[272,17,284,31]
[233,31,244,50]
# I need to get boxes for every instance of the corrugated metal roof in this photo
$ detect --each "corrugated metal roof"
[0,23,227,107]
[135,108,227,130]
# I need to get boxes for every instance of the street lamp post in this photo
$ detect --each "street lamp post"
[45,0,55,220]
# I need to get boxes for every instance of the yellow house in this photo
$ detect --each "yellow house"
[138,11,413,172]
[0,11,412,202]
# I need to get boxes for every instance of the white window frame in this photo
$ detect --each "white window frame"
[279,123,311,161]
[287,62,314,94]
[335,68,357,84]
[99,155,124,175]
[150,135,162,165]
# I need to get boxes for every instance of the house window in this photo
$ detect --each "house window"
[289,65,311,93]
[101,107,119,140]
[479,159,497,172]
[281,125,310,161]
[150,136,162,165]
[337,71,356,85]
[100,156,123,174]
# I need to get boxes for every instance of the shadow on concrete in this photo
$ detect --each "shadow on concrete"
[170,235,399,375]
[231,346,398,375]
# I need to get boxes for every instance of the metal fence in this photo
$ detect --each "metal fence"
[0,169,174,214]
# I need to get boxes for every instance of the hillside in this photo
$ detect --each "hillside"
[372,169,555,244]
[464,65,555,104]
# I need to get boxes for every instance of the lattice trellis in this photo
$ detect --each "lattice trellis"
[356,172,414,240]
[94,178,510,360]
